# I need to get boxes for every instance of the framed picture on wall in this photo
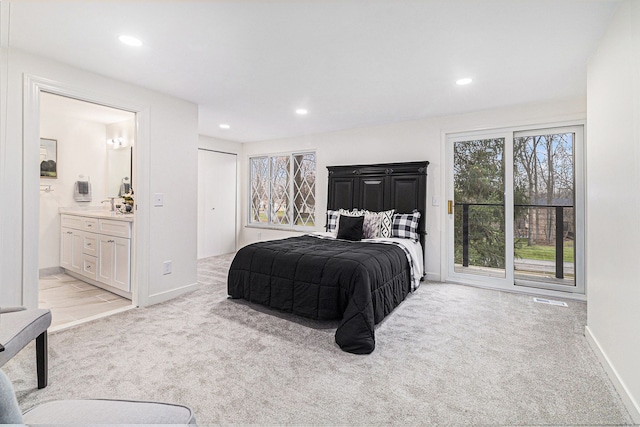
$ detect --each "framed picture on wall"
[40,138,57,178]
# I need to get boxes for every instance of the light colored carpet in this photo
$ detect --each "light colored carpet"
[3,253,633,425]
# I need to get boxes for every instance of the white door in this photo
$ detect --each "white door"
[198,149,237,259]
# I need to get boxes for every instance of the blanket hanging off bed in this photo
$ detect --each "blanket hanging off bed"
[227,235,411,354]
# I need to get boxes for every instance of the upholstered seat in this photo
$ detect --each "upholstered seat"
[0,308,51,389]
[0,369,196,425]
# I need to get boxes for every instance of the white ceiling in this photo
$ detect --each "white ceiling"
[6,1,619,143]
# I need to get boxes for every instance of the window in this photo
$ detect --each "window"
[250,152,316,228]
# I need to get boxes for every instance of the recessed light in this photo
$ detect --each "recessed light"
[119,35,143,47]
[295,109,308,115]
[219,124,230,129]
[456,78,473,86]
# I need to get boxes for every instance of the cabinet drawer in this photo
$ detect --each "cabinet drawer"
[83,233,98,256]
[98,219,131,238]
[82,217,99,232]
[81,254,98,280]
[61,214,83,230]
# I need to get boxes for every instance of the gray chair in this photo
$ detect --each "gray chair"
[0,369,196,424]
[0,307,51,389]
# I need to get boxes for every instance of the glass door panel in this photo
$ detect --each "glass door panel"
[453,138,506,278]
[513,132,575,287]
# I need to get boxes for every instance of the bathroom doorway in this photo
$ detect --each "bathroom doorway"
[38,92,137,330]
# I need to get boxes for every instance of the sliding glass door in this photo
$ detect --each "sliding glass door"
[447,126,584,294]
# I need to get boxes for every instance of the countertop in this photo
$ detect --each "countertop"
[59,207,134,222]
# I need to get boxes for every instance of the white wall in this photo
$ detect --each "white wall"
[39,113,109,269]
[0,47,199,308]
[585,0,640,421]
[240,98,586,280]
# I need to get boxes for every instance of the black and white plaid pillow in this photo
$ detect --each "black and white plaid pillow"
[326,210,339,232]
[327,208,354,233]
[392,211,421,241]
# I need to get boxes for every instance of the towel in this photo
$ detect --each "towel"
[74,181,92,202]
[77,181,89,194]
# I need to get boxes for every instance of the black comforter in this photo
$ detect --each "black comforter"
[227,235,411,354]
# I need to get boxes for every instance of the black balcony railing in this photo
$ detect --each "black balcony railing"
[457,203,573,279]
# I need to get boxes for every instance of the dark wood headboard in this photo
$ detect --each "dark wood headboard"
[326,161,429,249]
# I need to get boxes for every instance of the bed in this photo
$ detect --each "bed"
[228,161,429,354]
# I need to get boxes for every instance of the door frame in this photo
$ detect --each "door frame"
[442,120,586,299]
[22,74,150,308]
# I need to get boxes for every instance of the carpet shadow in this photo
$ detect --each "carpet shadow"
[225,297,340,330]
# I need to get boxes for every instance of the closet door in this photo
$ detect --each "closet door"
[198,149,237,259]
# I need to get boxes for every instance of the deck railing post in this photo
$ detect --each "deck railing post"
[555,206,564,279]
[463,204,469,267]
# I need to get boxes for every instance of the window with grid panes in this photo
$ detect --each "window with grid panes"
[249,152,316,228]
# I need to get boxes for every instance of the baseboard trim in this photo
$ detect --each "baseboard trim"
[425,272,441,282]
[39,266,63,277]
[147,282,199,306]
[585,325,640,423]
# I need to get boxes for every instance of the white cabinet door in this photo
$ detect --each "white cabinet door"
[60,228,74,270]
[97,235,114,285]
[97,234,131,292]
[112,236,131,292]
[61,227,83,273]
[198,150,237,259]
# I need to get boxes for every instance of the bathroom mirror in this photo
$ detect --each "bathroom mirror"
[107,146,133,198]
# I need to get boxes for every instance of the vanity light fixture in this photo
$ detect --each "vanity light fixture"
[219,124,230,129]
[456,77,473,86]
[119,35,143,47]
[295,109,308,115]
[107,137,127,148]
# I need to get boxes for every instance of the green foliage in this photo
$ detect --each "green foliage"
[454,139,505,268]
[453,139,530,269]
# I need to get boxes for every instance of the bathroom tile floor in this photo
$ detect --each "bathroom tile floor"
[39,273,133,330]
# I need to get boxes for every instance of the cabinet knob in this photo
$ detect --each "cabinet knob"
[67,231,73,234]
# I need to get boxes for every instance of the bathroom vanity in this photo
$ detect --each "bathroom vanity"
[59,209,133,299]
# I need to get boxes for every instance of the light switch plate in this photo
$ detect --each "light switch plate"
[163,260,172,275]
[432,196,440,207]
[154,193,164,207]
